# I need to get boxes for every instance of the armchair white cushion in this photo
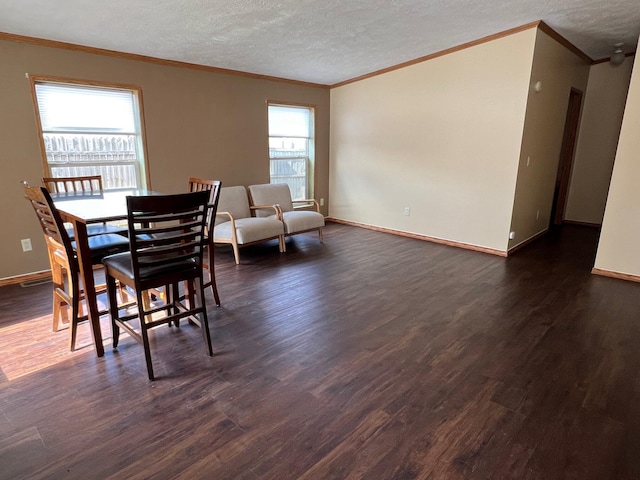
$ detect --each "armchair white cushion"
[248,184,324,242]
[213,186,285,264]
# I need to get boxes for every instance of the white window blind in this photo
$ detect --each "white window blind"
[268,105,311,138]
[35,83,136,133]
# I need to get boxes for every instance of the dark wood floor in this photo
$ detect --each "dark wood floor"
[1,222,640,479]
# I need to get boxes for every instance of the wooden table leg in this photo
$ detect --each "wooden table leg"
[72,219,105,357]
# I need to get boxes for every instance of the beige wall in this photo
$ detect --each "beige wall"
[329,28,537,252]
[508,30,590,249]
[565,57,634,225]
[0,38,330,280]
[594,47,640,277]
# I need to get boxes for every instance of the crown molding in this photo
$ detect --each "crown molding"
[0,31,331,89]
[331,20,595,88]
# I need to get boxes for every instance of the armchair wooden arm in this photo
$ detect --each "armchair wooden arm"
[215,211,238,249]
[292,199,320,213]
[249,204,283,220]
[216,211,234,221]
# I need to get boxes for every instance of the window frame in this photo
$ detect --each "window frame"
[28,74,152,190]
[267,100,316,200]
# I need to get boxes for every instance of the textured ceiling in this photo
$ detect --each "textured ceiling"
[0,0,638,85]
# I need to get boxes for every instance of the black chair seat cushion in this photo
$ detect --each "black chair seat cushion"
[66,223,127,240]
[103,252,199,282]
[72,234,130,263]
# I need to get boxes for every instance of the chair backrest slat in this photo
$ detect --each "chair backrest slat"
[42,175,104,195]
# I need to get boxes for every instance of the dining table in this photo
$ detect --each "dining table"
[53,189,159,357]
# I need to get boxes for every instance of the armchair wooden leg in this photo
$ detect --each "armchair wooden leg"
[318,228,324,243]
[232,243,241,265]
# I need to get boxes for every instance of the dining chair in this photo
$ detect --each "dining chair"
[42,175,127,238]
[102,190,213,380]
[188,177,222,306]
[22,182,130,350]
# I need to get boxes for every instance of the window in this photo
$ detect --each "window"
[31,77,149,190]
[268,103,315,200]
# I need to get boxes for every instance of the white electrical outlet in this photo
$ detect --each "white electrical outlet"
[21,238,32,252]
[404,207,410,216]
[320,198,325,206]
[527,156,531,167]
[536,210,540,220]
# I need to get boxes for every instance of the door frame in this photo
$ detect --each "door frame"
[551,88,583,226]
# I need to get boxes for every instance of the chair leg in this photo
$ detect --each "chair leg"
[141,290,154,324]
[318,228,323,243]
[171,283,181,327]
[185,280,197,326]
[232,242,241,265]
[51,263,65,332]
[52,292,64,333]
[195,277,213,357]
[117,281,130,304]
[52,296,63,332]
[279,235,286,253]
[167,285,175,326]
[106,274,120,349]
[135,289,155,381]
[69,269,81,352]
[140,325,155,381]
[207,247,221,306]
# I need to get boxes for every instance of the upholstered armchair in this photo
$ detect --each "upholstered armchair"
[213,186,285,264]
[248,183,324,243]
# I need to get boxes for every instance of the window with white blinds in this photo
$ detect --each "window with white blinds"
[32,79,148,190]
[268,103,315,200]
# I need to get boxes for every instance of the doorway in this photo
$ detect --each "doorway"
[550,88,583,226]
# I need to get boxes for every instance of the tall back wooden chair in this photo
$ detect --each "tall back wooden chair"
[102,190,212,380]
[22,182,128,350]
[42,175,126,238]
[188,177,222,306]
